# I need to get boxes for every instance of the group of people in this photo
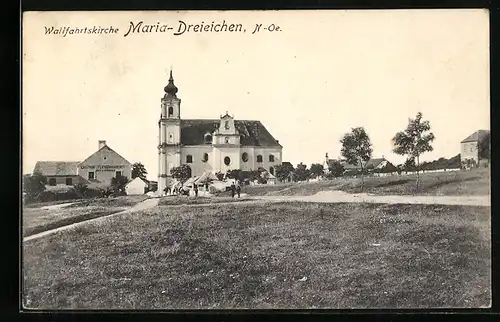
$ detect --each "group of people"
[230,182,242,198]
[164,182,210,197]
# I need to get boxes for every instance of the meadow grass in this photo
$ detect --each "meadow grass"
[230,168,490,197]
[23,201,490,309]
[22,195,149,237]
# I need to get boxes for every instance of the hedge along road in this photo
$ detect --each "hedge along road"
[23,191,490,243]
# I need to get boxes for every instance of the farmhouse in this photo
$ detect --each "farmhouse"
[157,70,283,193]
[323,153,398,175]
[33,140,133,187]
[32,161,86,187]
[460,130,490,166]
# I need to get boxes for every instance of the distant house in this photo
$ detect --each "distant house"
[33,140,133,187]
[323,153,397,176]
[125,177,149,195]
[460,130,490,166]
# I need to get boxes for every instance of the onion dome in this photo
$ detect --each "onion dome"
[164,69,178,96]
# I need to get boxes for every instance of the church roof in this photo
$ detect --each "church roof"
[33,161,80,176]
[180,119,282,147]
[460,130,490,143]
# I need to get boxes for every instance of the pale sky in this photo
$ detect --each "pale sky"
[22,10,490,181]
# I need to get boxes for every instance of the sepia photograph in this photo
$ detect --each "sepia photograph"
[21,9,490,309]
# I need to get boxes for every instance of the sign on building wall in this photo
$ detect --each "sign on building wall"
[80,165,125,170]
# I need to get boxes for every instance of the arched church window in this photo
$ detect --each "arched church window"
[224,157,231,166]
[204,133,212,144]
[242,153,249,162]
[270,167,274,175]
[168,106,174,116]
[225,121,230,130]
[257,155,263,163]
[225,137,230,144]
[269,155,275,162]
[202,153,209,163]
[186,155,193,163]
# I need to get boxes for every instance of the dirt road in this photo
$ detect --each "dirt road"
[249,190,490,207]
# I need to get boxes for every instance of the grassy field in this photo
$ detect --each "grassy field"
[22,195,149,237]
[159,196,250,206]
[23,201,490,309]
[231,168,490,197]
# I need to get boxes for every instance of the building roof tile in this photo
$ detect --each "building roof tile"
[461,130,490,143]
[180,119,282,147]
[33,161,80,176]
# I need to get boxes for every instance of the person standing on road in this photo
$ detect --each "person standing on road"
[194,184,199,197]
[230,182,236,198]
[236,184,241,198]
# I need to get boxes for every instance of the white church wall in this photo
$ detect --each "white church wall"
[180,146,213,177]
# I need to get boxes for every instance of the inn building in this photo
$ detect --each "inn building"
[157,71,283,193]
[33,140,132,188]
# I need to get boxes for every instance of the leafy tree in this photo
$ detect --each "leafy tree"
[22,172,47,203]
[478,132,491,161]
[392,112,435,190]
[309,163,325,178]
[170,164,192,184]
[403,157,417,173]
[340,127,373,189]
[131,162,148,180]
[243,170,261,182]
[73,183,89,197]
[110,175,128,195]
[274,163,295,182]
[294,163,311,182]
[327,160,344,178]
[226,169,245,183]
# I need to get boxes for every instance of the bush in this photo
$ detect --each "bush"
[36,187,83,202]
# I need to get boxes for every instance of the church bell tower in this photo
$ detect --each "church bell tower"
[158,69,181,195]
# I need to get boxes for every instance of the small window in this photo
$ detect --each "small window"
[116,171,122,177]
[88,172,95,180]
[224,156,231,166]
[270,167,274,175]
[202,153,209,163]
[186,155,193,163]
[168,106,174,116]
[257,155,263,163]
[269,155,275,162]
[168,133,173,142]
[66,178,73,186]
[103,156,107,161]
[49,178,56,186]
[242,152,249,162]
[225,137,230,144]
[204,134,212,144]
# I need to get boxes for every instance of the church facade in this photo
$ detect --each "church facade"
[157,71,283,193]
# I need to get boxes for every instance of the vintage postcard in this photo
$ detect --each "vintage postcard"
[22,9,490,310]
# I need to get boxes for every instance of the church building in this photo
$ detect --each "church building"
[157,71,283,193]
